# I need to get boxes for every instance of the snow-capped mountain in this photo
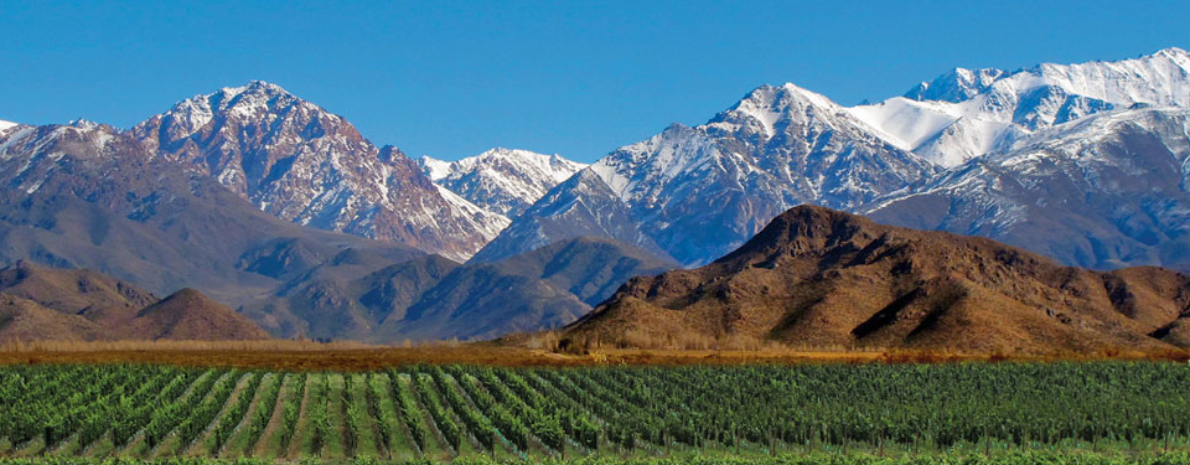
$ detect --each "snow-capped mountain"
[0,120,137,199]
[866,107,1190,269]
[0,120,18,132]
[469,169,671,264]
[419,148,587,218]
[0,120,419,299]
[584,83,936,265]
[850,47,1190,167]
[903,68,1007,103]
[131,81,507,262]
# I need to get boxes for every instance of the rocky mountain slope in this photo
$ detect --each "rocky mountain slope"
[421,148,586,218]
[0,119,422,305]
[866,107,1190,270]
[469,170,672,264]
[245,236,675,341]
[0,262,268,342]
[564,206,1190,353]
[132,81,506,261]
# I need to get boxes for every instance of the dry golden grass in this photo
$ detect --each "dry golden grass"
[1,338,1188,370]
[0,339,381,353]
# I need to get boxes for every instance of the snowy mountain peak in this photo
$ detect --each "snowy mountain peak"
[854,46,1190,167]
[419,155,453,181]
[212,80,290,101]
[740,83,839,109]
[904,67,1006,103]
[461,147,584,183]
[419,147,587,217]
[147,80,345,145]
[0,119,18,132]
[706,83,854,140]
[1153,46,1190,59]
[1021,47,1190,107]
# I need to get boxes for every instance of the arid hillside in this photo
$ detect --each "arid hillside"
[564,206,1190,354]
[0,262,268,342]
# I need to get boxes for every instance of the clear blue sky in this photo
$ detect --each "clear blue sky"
[1,1,1188,162]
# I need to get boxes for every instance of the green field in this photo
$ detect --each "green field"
[4,362,1190,464]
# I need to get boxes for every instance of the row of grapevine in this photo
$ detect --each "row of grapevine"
[77,368,178,449]
[446,367,529,452]
[490,370,565,452]
[173,370,245,452]
[307,374,331,454]
[365,373,395,454]
[361,375,395,454]
[343,375,362,456]
[414,373,461,451]
[522,371,599,450]
[111,369,202,447]
[211,372,265,454]
[428,367,496,451]
[242,373,285,455]
[10,451,1190,465]
[391,372,428,453]
[277,373,308,451]
[2,366,97,445]
[143,369,227,449]
[7,362,1190,460]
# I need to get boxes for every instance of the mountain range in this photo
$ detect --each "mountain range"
[489,47,1190,270]
[2,46,1190,346]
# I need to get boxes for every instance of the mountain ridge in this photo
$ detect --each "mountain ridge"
[0,262,269,342]
[245,236,675,342]
[851,47,1190,166]
[564,206,1190,353]
[131,80,506,262]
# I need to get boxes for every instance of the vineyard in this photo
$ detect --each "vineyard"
[3,363,1190,463]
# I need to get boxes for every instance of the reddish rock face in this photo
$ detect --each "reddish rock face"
[132,81,507,262]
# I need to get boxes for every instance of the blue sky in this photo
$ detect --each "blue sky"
[1,1,1188,162]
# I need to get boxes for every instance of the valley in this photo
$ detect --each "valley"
[6,48,1190,346]
[7,4,1190,465]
